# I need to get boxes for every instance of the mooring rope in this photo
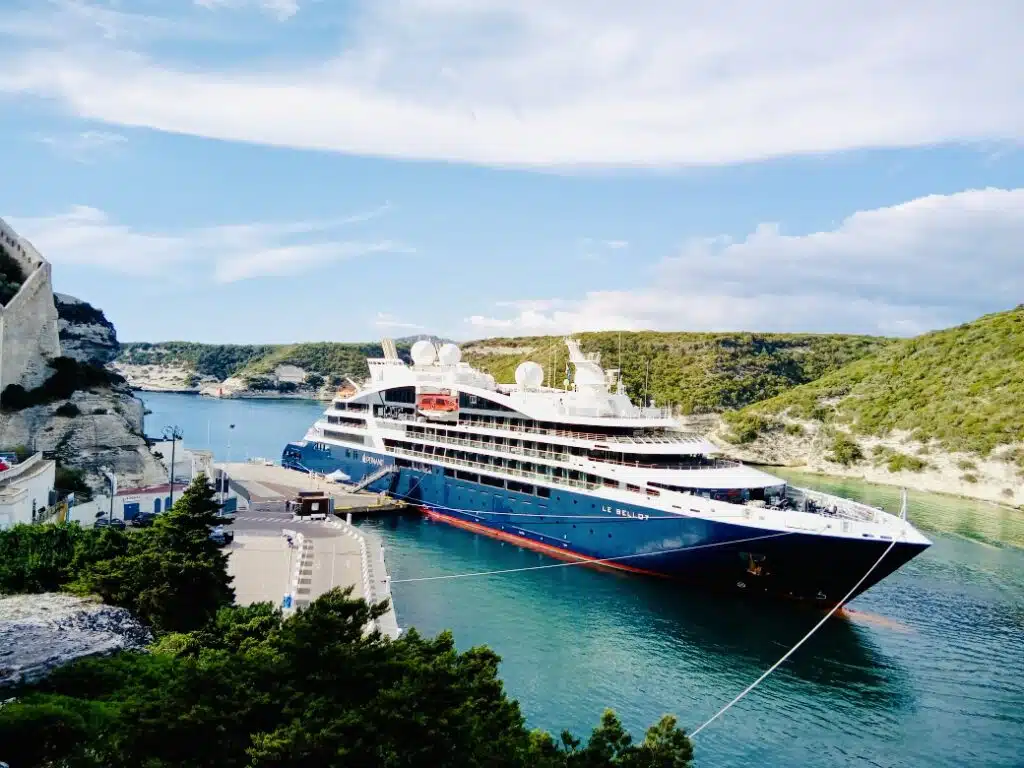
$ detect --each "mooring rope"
[390,530,795,583]
[688,536,899,738]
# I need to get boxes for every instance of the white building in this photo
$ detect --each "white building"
[0,453,57,529]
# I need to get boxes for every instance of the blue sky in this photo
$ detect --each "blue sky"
[0,0,1021,343]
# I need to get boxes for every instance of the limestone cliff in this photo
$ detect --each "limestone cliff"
[0,385,167,490]
[55,293,119,365]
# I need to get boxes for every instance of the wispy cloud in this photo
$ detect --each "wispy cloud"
[33,130,127,163]
[0,1,1021,168]
[193,0,301,22]
[374,312,426,331]
[467,187,1024,337]
[7,203,412,283]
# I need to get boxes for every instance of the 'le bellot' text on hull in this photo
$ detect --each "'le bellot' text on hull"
[283,442,927,606]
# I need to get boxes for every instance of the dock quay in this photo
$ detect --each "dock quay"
[221,462,401,637]
[219,461,407,517]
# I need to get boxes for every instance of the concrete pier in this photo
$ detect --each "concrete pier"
[220,461,406,517]
[224,486,401,638]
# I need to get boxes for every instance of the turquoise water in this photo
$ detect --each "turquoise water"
[140,392,1024,767]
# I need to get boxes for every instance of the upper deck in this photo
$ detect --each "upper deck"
[360,337,679,429]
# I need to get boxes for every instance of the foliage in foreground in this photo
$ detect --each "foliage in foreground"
[1,591,692,768]
[0,476,233,633]
[0,477,694,767]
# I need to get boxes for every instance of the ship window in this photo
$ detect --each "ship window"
[646,488,660,497]
[537,486,550,498]
[481,475,503,488]
[444,468,456,478]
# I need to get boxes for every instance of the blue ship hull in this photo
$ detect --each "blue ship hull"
[283,441,927,605]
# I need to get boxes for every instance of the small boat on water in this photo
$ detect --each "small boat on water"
[283,338,931,606]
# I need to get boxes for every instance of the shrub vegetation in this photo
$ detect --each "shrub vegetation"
[0,477,696,768]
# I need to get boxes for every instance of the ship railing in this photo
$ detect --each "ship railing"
[581,454,742,470]
[388,446,603,491]
[785,487,891,524]
[377,413,702,445]
[378,422,731,473]
[384,428,728,472]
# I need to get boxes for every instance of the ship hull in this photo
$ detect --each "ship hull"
[283,442,928,605]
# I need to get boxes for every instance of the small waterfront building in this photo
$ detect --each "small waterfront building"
[113,482,190,520]
[0,453,57,529]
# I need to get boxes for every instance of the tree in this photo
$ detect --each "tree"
[69,475,235,634]
[304,373,325,390]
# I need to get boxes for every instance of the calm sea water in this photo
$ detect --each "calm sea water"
[141,392,1024,767]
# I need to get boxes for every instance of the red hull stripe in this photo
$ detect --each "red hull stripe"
[420,506,669,579]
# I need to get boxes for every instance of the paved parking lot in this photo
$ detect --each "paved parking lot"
[227,534,296,607]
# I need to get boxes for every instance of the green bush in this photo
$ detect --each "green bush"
[1,357,126,412]
[783,422,804,436]
[0,250,26,305]
[961,473,979,484]
[55,466,93,501]
[886,452,928,473]
[827,433,864,465]
[956,458,977,471]
[722,412,777,444]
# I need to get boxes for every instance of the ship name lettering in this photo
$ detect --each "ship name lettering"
[362,455,385,467]
[603,506,649,521]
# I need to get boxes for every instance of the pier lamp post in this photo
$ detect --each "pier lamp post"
[163,425,183,507]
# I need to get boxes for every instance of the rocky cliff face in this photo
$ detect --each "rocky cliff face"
[0,593,152,689]
[0,386,167,490]
[55,293,119,365]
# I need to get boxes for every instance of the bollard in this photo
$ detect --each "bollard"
[346,512,352,524]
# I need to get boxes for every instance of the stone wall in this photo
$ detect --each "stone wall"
[0,217,62,391]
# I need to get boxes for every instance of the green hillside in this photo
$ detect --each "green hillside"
[119,341,414,383]
[119,342,279,381]
[119,332,888,411]
[728,305,1024,456]
[462,331,890,413]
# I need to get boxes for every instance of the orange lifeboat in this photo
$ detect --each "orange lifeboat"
[417,393,458,412]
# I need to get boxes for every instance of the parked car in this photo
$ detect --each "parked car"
[210,525,234,546]
[131,512,157,528]
[108,518,126,530]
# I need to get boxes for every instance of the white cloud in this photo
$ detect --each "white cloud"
[1,1,1021,167]
[33,130,127,163]
[6,204,411,283]
[374,312,426,331]
[466,187,1024,337]
[193,0,300,22]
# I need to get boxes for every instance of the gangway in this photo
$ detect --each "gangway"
[348,465,399,493]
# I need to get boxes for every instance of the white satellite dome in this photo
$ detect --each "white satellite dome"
[515,361,544,389]
[410,340,437,366]
[437,343,462,366]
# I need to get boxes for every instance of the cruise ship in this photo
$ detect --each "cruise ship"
[282,338,931,605]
